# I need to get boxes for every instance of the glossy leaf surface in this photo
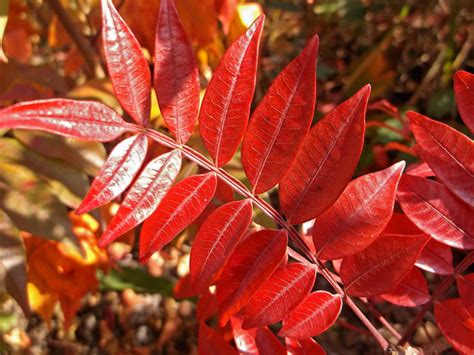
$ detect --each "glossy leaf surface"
[457,274,474,317]
[154,0,199,143]
[242,35,318,193]
[140,173,217,262]
[199,16,264,167]
[416,239,453,275]
[199,322,238,355]
[280,85,371,224]
[341,234,430,297]
[190,199,253,292]
[313,161,404,260]
[76,134,148,214]
[435,299,474,354]
[217,229,287,326]
[397,174,474,250]
[230,317,259,354]
[98,150,182,247]
[102,0,151,126]
[285,337,326,355]
[279,291,342,339]
[379,268,431,307]
[0,99,132,141]
[242,263,316,329]
[454,70,474,134]
[407,111,474,206]
[255,327,286,355]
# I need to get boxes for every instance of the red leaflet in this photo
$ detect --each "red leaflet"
[416,239,453,275]
[279,291,342,339]
[217,229,288,326]
[434,299,474,354]
[242,35,319,193]
[457,274,474,317]
[197,289,218,321]
[397,174,474,250]
[173,273,196,299]
[98,150,182,247]
[0,99,131,141]
[101,0,151,126]
[379,268,431,307]
[199,16,264,167]
[341,234,430,297]
[154,0,199,144]
[241,263,316,329]
[76,134,148,214]
[230,317,259,354]
[280,85,371,224]
[285,337,326,355]
[454,70,474,134]
[405,162,435,178]
[199,322,238,355]
[189,199,253,292]
[255,327,286,355]
[139,173,217,262]
[382,212,424,235]
[313,161,405,260]
[407,112,474,206]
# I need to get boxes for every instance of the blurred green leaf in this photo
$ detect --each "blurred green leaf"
[0,312,17,333]
[0,210,29,316]
[98,267,173,295]
[427,88,455,119]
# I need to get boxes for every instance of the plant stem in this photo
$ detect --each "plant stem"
[141,126,390,350]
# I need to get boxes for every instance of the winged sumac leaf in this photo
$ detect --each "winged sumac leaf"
[454,70,474,134]
[241,35,319,193]
[217,229,288,326]
[140,173,217,262]
[341,234,430,297]
[189,199,253,292]
[397,174,474,250]
[435,298,474,354]
[279,291,342,339]
[313,161,404,260]
[154,0,199,144]
[242,263,316,329]
[76,134,148,214]
[280,85,371,224]
[285,337,326,355]
[416,239,453,275]
[407,112,474,206]
[0,99,132,141]
[199,322,238,355]
[230,317,258,354]
[98,150,182,247]
[379,267,430,307]
[255,327,286,355]
[457,274,474,317]
[101,0,151,126]
[199,16,264,167]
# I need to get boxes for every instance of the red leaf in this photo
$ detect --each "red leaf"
[241,263,316,329]
[416,239,453,275]
[230,317,258,354]
[98,150,182,247]
[217,229,288,326]
[101,0,151,126]
[405,162,435,178]
[457,274,474,317]
[154,0,200,144]
[454,70,474,134]
[173,273,196,299]
[397,174,474,250]
[255,327,286,355]
[199,16,264,167]
[382,212,424,235]
[285,337,326,355]
[435,298,474,354]
[407,112,474,206]
[379,268,431,307]
[0,99,132,141]
[279,85,371,224]
[341,234,430,297]
[76,134,148,214]
[139,173,217,262]
[190,199,253,292]
[279,291,342,339]
[241,35,319,193]
[313,161,405,260]
[199,322,238,355]
[197,288,218,321]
